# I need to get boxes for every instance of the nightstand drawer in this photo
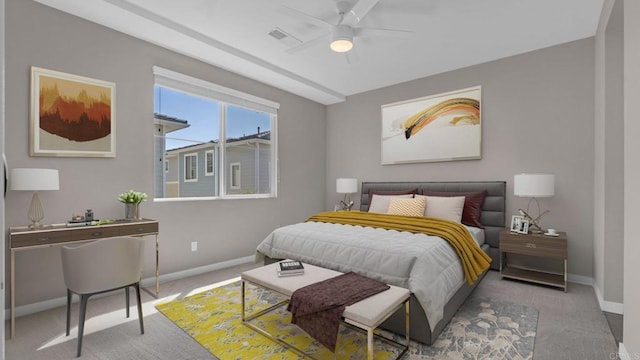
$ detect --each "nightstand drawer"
[500,236,567,259]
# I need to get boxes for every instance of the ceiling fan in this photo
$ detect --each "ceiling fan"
[280,0,412,54]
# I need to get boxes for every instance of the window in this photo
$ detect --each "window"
[153,67,278,200]
[184,153,197,182]
[204,150,215,176]
[230,163,241,190]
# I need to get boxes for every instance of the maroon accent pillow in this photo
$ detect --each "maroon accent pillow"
[367,188,417,211]
[421,190,488,228]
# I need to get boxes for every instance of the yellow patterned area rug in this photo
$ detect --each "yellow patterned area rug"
[155,281,537,360]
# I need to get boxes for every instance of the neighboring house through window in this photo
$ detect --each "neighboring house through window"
[153,66,278,200]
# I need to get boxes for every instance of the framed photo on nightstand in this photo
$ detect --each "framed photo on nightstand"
[510,215,529,234]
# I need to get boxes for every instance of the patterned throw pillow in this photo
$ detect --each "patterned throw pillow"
[368,194,415,213]
[387,197,426,217]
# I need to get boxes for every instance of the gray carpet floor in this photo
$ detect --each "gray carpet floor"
[5,263,620,359]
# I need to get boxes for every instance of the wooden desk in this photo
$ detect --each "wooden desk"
[9,219,159,339]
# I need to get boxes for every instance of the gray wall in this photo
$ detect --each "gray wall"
[1,0,6,349]
[594,0,624,308]
[326,38,596,278]
[623,0,640,355]
[4,0,326,308]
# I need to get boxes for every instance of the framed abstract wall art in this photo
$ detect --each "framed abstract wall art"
[30,67,116,157]
[381,86,481,164]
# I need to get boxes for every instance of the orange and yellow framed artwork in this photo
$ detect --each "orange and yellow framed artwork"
[381,86,481,164]
[30,66,116,157]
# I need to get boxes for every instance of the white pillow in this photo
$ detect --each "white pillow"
[387,197,426,217]
[416,195,465,223]
[368,194,414,213]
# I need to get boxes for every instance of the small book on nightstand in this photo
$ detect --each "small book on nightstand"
[277,260,305,277]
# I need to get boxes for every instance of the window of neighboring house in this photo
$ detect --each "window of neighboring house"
[230,162,241,190]
[184,153,197,182]
[205,150,214,176]
[153,66,278,200]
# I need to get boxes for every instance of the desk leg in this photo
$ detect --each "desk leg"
[155,234,159,296]
[11,249,15,339]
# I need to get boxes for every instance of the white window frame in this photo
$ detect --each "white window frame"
[184,153,198,182]
[230,162,241,189]
[154,66,279,201]
[205,150,215,176]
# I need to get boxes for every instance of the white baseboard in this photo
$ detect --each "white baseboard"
[6,255,255,320]
[593,281,624,315]
[568,273,593,286]
[619,343,630,360]
[565,274,624,315]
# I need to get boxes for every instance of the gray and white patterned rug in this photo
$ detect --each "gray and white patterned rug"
[395,295,538,360]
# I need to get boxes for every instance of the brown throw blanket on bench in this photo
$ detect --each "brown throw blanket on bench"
[287,272,390,351]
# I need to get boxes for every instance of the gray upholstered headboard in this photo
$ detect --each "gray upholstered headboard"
[360,181,506,270]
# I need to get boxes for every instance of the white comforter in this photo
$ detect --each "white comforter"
[255,221,468,331]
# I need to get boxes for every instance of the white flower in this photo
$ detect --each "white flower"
[118,190,148,204]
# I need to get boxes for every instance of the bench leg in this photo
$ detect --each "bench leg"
[367,328,374,360]
[405,300,410,349]
[241,280,245,322]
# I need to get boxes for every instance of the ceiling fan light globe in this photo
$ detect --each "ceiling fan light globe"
[330,39,353,52]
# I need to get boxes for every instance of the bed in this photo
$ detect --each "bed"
[256,181,506,345]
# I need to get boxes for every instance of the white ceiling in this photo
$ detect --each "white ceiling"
[34,0,604,105]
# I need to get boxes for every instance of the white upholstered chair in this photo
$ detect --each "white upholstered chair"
[61,236,145,357]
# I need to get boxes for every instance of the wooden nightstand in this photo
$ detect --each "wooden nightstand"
[499,229,568,292]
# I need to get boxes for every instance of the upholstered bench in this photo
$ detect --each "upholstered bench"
[241,262,410,360]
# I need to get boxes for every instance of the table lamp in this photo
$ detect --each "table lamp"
[10,168,60,228]
[514,173,554,233]
[336,178,358,211]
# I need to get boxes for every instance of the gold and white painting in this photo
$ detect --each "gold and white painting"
[381,86,481,164]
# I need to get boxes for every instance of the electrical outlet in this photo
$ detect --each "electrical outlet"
[191,241,198,252]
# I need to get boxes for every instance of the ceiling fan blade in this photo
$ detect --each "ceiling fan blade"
[344,0,380,25]
[279,5,332,28]
[285,32,330,54]
[344,50,359,64]
[355,27,413,39]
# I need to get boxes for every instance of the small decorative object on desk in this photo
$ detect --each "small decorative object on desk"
[118,189,147,220]
[85,209,94,222]
[67,212,99,227]
[277,260,305,277]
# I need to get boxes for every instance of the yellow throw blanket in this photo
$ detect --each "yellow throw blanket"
[306,211,491,284]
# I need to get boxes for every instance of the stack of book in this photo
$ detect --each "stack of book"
[277,260,305,277]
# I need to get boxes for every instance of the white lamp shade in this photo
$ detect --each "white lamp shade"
[10,168,60,191]
[514,173,554,197]
[336,178,358,194]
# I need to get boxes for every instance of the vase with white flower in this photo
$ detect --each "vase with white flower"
[118,190,147,220]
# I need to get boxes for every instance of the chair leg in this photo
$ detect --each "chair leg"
[77,294,89,357]
[66,289,72,336]
[134,282,144,334]
[125,287,130,318]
